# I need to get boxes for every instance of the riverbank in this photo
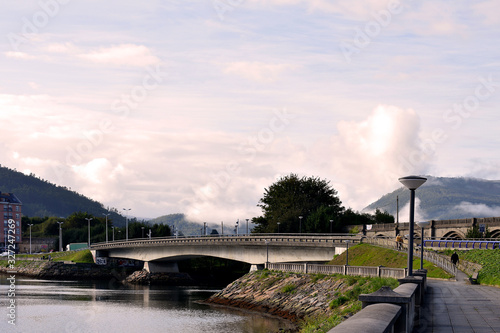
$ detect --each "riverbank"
[0,259,136,280]
[204,270,399,332]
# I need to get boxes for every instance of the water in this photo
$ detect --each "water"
[0,275,294,333]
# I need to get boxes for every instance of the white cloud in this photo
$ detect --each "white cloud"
[454,202,500,217]
[4,51,36,60]
[79,44,160,67]
[224,61,295,82]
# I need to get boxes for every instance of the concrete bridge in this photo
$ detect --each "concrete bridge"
[90,234,360,272]
[353,217,500,240]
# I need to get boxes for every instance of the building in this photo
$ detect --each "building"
[1,192,22,251]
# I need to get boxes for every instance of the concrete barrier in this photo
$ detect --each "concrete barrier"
[328,274,426,333]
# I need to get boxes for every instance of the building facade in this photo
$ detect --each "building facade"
[1,192,22,251]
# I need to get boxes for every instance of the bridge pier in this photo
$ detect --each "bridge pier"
[144,261,180,273]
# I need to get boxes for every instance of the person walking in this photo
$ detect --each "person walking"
[451,251,459,266]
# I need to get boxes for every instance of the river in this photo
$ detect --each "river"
[0,275,295,333]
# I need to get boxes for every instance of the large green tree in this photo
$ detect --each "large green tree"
[252,174,344,233]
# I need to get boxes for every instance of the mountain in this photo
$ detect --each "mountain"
[0,165,126,225]
[149,213,241,236]
[364,176,500,221]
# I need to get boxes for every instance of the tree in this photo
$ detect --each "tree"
[252,174,344,233]
[374,208,395,224]
[465,225,491,239]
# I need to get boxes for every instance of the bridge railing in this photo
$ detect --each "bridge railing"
[424,239,500,249]
[267,262,406,279]
[90,233,362,249]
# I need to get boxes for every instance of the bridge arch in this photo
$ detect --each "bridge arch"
[490,229,500,238]
[441,231,464,240]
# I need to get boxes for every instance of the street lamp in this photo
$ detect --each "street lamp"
[246,218,249,235]
[141,226,145,238]
[277,222,280,233]
[57,221,64,252]
[399,175,427,276]
[103,213,110,243]
[345,240,350,266]
[29,224,33,254]
[299,216,303,234]
[111,226,115,242]
[416,221,430,270]
[330,219,333,233]
[235,220,239,235]
[123,208,131,241]
[85,218,93,247]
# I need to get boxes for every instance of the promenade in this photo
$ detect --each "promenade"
[419,270,500,332]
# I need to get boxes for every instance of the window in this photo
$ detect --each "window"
[15,206,19,212]
[15,214,20,219]
[16,220,20,226]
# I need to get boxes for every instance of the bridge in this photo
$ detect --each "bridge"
[90,234,360,273]
[354,216,500,240]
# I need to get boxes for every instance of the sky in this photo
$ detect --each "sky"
[1,0,499,223]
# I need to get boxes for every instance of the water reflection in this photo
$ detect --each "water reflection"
[0,275,295,333]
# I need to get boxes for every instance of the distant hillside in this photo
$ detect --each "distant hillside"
[149,213,240,236]
[365,176,500,220]
[0,165,125,225]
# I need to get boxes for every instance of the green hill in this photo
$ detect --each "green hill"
[0,165,126,226]
[365,176,500,220]
[329,243,452,279]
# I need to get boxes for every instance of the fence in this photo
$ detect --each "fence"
[267,262,406,279]
[363,237,458,276]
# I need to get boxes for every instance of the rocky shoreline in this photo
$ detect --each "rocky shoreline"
[204,270,356,329]
[124,269,197,285]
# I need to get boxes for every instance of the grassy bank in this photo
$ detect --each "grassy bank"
[299,274,399,333]
[53,249,94,263]
[441,249,500,287]
[328,243,453,279]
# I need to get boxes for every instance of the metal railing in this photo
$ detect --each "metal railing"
[91,233,362,249]
[267,262,406,279]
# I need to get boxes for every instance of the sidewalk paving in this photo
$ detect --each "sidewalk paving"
[418,270,500,333]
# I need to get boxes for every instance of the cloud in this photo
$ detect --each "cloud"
[79,44,160,67]
[224,61,295,82]
[453,202,500,217]
[309,105,429,211]
[4,51,36,60]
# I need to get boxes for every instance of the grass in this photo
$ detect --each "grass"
[53,249,94,263]
[328,243,453,279]
[281,283,297,294]
[440,249,500,287]
[300,275,399,333]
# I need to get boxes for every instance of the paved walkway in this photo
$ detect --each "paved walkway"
[418,271,500,333]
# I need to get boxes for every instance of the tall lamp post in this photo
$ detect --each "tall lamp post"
[123,208,131,241]
[246,218,249,235]
[265,239,269,268]
[29,223,33,254]
[57,221,64,252]
[299,216,303,234]
[277,222,280,233]
[85,218,93,247]
[141,226,145,238]
[330,219,333,233]
[103,213,110,243]
[416,221,430,270]
[399,175,427,277]
[111,226,115,242]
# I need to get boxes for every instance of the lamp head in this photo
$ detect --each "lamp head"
[399,175,427,190]
[416,221,430,228]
